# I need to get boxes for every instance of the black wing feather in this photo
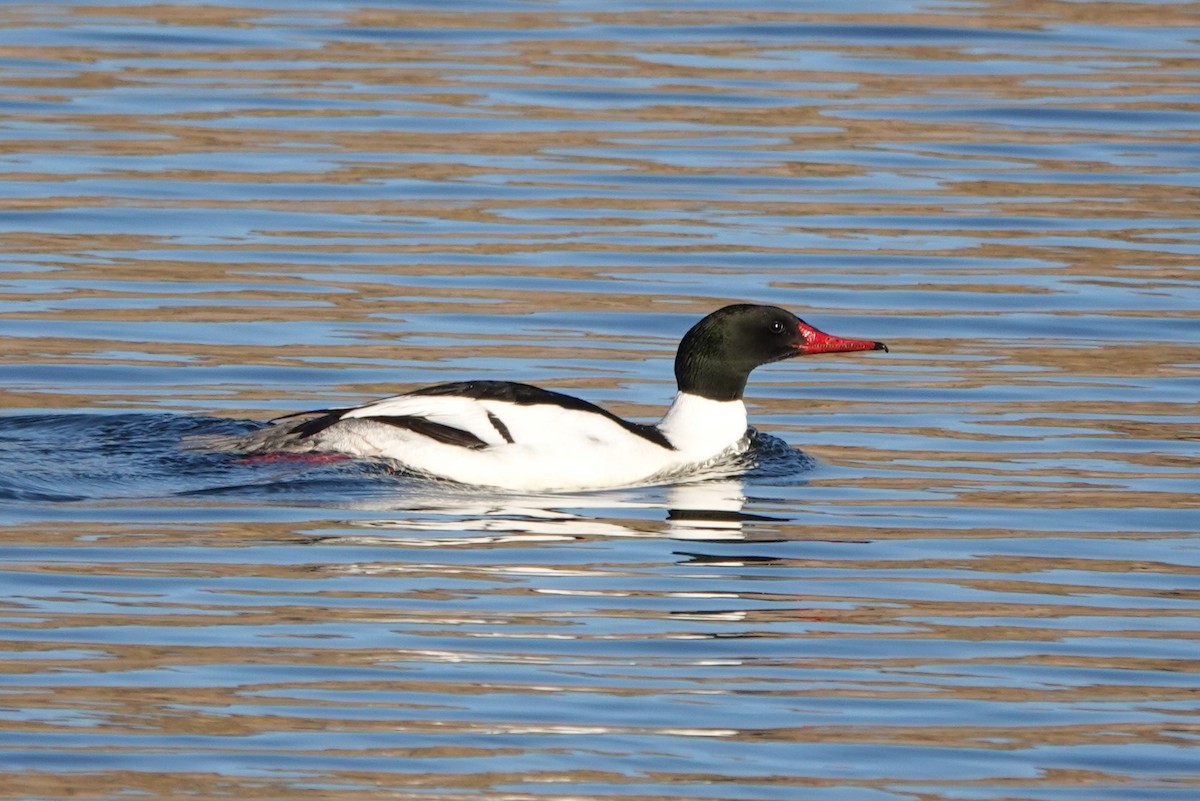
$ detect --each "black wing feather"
[275,408,351,439]
[409,381,675,450]
[268,380,674,452]
[372,415,489,449]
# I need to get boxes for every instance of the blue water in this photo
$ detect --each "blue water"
[1,2,1199,799]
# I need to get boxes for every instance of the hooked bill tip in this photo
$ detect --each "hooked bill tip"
[874,342,889,353]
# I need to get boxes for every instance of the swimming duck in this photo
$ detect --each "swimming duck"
[230,304,886,490]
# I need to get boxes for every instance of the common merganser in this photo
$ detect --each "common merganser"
[228,304,886,491]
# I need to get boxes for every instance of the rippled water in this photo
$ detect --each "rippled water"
[2,2,1198,799]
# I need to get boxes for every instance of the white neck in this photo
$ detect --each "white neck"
[657,392,749,459]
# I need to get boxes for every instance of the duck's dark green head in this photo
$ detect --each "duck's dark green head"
[674,304,887,402]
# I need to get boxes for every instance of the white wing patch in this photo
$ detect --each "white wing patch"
[339,394,511,446]
[338,391,653,451]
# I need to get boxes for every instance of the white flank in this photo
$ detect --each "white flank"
[285,390,752,492]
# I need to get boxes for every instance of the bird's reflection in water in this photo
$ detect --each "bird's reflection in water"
[326,477,787,546]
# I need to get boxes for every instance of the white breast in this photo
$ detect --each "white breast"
[657,393,749,459]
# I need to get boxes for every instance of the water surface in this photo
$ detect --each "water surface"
[1,2,1198,800]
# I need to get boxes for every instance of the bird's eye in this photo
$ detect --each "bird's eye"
[769,320,786,334]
